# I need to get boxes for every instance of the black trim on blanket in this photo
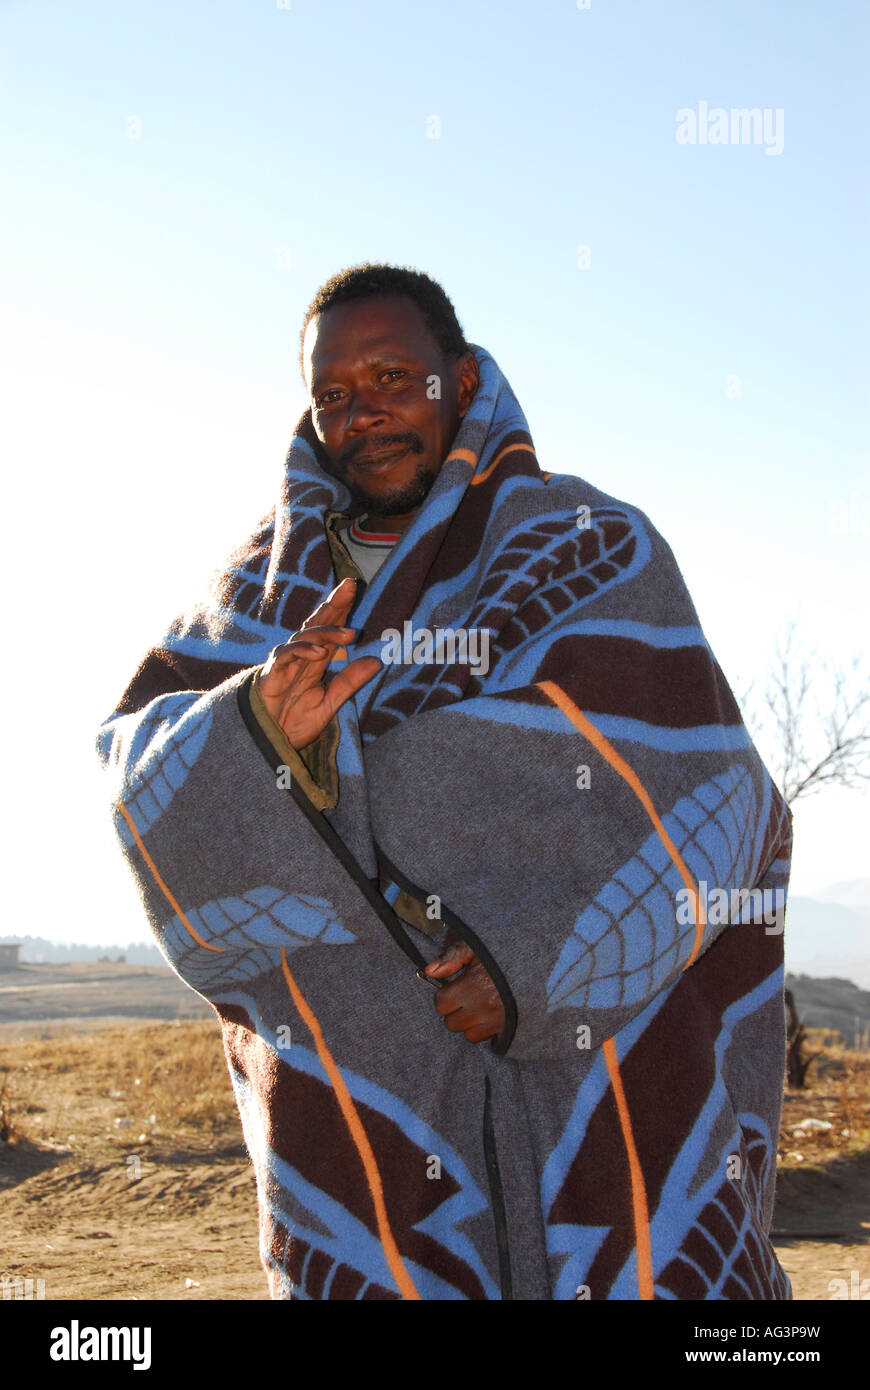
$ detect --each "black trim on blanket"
[373,844,519,1059]
[483,1075,514,1301]
[235,673,429,973]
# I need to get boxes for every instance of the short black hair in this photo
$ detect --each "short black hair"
[299,262,468,373]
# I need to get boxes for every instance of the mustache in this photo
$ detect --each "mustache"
[337,432,424,467]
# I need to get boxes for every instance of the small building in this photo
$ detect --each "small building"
[0,943,21,970]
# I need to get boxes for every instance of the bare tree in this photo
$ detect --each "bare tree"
[738,625,870,1088]
[738,621,870,804]
[784,989,824,1089]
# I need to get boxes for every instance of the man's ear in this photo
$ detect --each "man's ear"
[455,351,480,419]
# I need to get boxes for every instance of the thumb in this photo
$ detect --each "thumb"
[425,941,475,977]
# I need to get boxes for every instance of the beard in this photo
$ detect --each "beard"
[342,461,439,517]
[326,431,437,517]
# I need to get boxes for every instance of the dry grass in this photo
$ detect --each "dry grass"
[1,1018,867,1174]
[0,1067,18,1143]
[0,1020,240,1159]
[779,1032,870,1169]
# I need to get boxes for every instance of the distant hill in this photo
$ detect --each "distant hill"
[0,935,167,967]
[817,879,870,910]
[0,960,211,1028]
[783,887,870,990]
[786,973,870,1048]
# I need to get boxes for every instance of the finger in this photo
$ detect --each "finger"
[261,632,357,697]
[440,1005,473,1030]
[427,943,474,972]
[440,1008,496,1036]
[301,577,358,631]
[434,981,474,1017]
[295,625,357,642]
[313,576,357,613]
[319,656,383,715]
[257,639,327,689]
[269,626,357,667]
[426,942,476,977]
[462,1022,500,1044]
[436,991,501,1034]
[260,640,328,680]
[435,964,504,1017]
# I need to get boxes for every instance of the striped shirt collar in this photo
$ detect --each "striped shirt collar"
[346,514,402,547]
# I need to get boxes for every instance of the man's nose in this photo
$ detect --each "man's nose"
[345,389,389,433]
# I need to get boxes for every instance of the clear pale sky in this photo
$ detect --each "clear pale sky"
[1,1,867,945]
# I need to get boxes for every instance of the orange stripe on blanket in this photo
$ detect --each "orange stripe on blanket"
[469,442,537,486]
[602,1037,654,1301]
[446,447,479,468]
[116,798,223,952]
[535,681,706,967]
[279,949,421,1301]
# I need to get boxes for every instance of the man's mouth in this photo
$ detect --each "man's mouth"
[351,445,412,473]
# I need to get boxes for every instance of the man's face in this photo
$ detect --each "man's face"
[302,295,478,522]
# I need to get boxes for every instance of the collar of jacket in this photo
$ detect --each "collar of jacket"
[324,509,369,599]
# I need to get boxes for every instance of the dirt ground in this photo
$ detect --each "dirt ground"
[0,1144,265,1300]
[0,1007,867,1302]
[774,1156,870,1301]
[0,1013,265,1300]
[772,1059,870,1300]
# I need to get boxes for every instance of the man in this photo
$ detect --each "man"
[98,263,793,1300]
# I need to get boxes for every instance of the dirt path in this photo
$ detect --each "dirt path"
[4,1143,865,1302]
[771,1153,870,1300]
[1,1142,266,1300]
[0,1014,266,1299]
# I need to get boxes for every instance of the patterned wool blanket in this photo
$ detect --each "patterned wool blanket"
[98,345,793,1300]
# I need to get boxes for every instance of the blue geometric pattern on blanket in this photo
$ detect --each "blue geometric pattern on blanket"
[116,695,212,840]
[262,1188,406,1300]
[262,1178,492,1301]
[366,508,648,725]
[216,474,344,634]
[480,517,650,695]
[639,974,788,1297]
[543,971,784,1300]
[161,884,354,961]
[477,506,648,630]
[547,767,757,1011]
[224,1034,499,1300]
[651,1115,779,1300]
[541,988,675,1299]
[465,507,647,650]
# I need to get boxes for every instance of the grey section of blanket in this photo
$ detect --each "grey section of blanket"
[100,665,553,1293]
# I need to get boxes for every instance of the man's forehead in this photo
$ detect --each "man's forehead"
[303,296,437,380]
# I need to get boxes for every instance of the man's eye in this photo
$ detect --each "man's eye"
[380,369,406,383]
[315,390,342,408]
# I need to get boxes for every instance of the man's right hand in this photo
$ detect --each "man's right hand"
[256,577,382,749]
